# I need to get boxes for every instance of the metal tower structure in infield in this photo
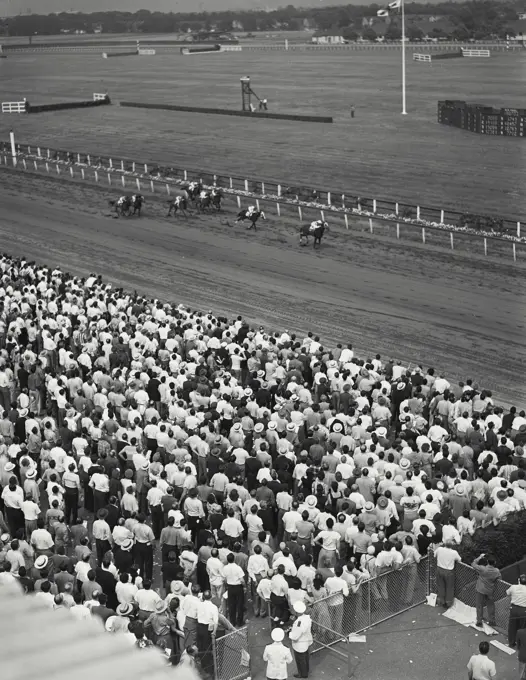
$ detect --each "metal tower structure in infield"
[240,76,266,112]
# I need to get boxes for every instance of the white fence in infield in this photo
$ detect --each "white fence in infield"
[413,53,431,62]
[138,48,156,56]
[220,45,243,52]
[1,150,524,263]
[2,100,26,113]
[461,48,491,57]
[93,93,108,101]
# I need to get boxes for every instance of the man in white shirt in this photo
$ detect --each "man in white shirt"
[435,543,461,608]
[263,627,293,680]
[288,601,313,679]
[467,641,496,680]
[197,590,219,673]
[134,579,161,618]
[325,565,349,633]
[248,544,270,617]
[223,552,246,627]
[206,548,225,604]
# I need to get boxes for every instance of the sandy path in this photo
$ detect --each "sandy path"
[0,168,524,407]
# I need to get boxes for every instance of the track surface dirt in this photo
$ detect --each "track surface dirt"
[1,168,524,407]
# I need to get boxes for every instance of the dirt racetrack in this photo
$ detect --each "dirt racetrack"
[0,167,524,407]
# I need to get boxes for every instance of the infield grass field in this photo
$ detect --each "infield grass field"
[1,49,524,216]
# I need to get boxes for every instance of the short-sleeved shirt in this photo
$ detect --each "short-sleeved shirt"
[466,654,496,680]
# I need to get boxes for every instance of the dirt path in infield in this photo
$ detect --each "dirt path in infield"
[0,168,525,407]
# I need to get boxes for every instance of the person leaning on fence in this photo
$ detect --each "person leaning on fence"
[264,627,293,680]
[434,541,461,609]
[507,575,526,647]
[471,553,501,628]
[288,601,313,679]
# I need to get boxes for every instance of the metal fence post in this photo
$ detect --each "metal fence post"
[518,222,521,238]
[372,199,376,213]
[212,635,219,680]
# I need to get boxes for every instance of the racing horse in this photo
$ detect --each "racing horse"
[185,181,203,203]
[196,188,224,213]
[109,195,132,217]
[131,194,145,217]
[167,195,188,218]
[235,208,266,231]
[299,220,328,248]
[210,188,224,212]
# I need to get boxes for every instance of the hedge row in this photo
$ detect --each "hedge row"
[459,510,526,571]
[28,97,111,113]
[119,101,333,124]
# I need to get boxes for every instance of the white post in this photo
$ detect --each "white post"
[46,162,50,172]
[121,160,124,172]
[256,199,260,211]
[33,160,37,171]
[95,170,99,182]
[395,202,399,215]
[244,179,249,192]
[87,154,91,165]
[109,158,113,169]
[166,184,170,195]
[396,223,400,239]
[276,203,280,216]
[278,184,281,197]
[37,147,41,157]
[402,0,407,115]
[422,227,426,244]
[369,218,373,233]
[373,199,377,213]
[327,192,331,205]
[77,153,80,164]
[237,195,241,208]
[144,164,148,174]
[344,214,349,229]
[47,149,50,159]
[132,162,136,173]
[184,170,187,181]
[450,232,454,249]
[484,238,487,256]
[518,222,521,238]
[342,194,345,206]
[81,168,85,180]
[261,182,265,195]
[298,206,303,221]
[320,210,325,221]
[229,178,233,189]
[440,210,445,224]
[416,206,420,220]
[150,180,154,192]
[56,165,60,175]
[69,166,73,177]
[136,178,141,190]
[513,243,517,262]
[108,173,111,185]
[9,130,16,167]
[213,175,217,186]
[122,175,125,187]
[285,39,289,51]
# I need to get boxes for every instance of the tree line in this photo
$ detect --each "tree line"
[0,1,522,41]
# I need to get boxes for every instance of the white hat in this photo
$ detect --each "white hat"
[293,601,306,614]
[233,423,242,432]
[254,423,264,434]
[364,501,374,512]
[25,469,37,479]
[19,408,28,418]
[271,628,285,642]
[332,423,343,433]
[268,422,277,431]
[306,495,317,508]
[376,427,387,438]
[286,423,296,433]
[257,370,265,378]
[290,395,299,402]
[327,360,337,368]
[399,458,410,470]
[35,555,49,570]
[4,462,15,472]
[244,388,253,397]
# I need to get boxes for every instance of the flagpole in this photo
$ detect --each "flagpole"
[401,0,407,115]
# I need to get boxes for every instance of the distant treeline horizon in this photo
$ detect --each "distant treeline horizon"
[0,1,522,41]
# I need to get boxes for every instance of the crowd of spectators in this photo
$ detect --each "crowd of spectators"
[0,254,525,673]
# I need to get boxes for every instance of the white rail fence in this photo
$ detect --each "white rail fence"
[1,100,26,113]
[413,53,431,62]
[1,151,523,263]
[461,48,491,57]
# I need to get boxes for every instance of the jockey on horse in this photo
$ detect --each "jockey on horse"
[299,219,328,248]
[167,194,188,218]
[235,206,266,230]
[109,195,132,217]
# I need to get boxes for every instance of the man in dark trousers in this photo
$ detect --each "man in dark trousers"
[507,575,526,647]
[471,553,501,627]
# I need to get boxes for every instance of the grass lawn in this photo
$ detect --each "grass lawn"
[1,50,524,216]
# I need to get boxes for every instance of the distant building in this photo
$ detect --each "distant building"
[311,32,345,44]
[518,12,526,20]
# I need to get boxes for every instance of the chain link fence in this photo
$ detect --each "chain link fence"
[309,557,430,654]
[212,626,250,680]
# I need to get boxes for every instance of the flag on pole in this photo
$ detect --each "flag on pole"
[377,0,401,16]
